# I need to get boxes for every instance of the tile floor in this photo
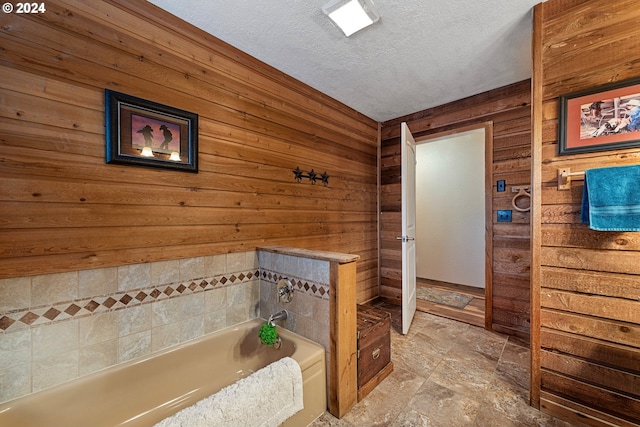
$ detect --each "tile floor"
[309,305,573,427]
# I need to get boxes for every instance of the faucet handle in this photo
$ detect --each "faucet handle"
[277,278,294,303]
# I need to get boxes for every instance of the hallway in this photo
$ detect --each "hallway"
[415,278,485,328]
[310,305,571,426]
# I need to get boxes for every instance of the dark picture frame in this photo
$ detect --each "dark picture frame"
[105,90,198,172]
[558,77,640,155]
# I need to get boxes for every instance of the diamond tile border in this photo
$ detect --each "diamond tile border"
[0,269,259,333]
[260,269,329,300]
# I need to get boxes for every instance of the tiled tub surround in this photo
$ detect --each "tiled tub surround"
[258,245,360,418]
[0,252,260,404]
[258,250,330,352]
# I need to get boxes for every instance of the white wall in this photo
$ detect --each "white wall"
[415,130,485,288]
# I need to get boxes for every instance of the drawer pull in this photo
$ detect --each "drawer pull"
[372,348,381,360]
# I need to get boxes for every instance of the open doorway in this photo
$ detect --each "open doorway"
[414,124,493,328]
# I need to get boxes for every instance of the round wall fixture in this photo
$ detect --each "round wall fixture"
[277,278,294,303]
[512,187,531,212]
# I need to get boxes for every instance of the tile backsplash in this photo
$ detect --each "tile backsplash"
[258,249,331,391]
[0,248,335,405]
[0,252,260,404]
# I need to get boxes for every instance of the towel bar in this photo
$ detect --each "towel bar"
[558,167,585,190]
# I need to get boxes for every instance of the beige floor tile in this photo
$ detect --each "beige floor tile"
[309,411,354,427]
[391,330,450,379]
[309,309,570,427]
[388,408,432,427]
[428,345,498,396]
[494,341,530,391]
[404,379,482,426]
[342,366,425,426]
[457,325,507,361]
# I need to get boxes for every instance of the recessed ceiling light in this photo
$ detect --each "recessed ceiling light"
[322,0,380,37]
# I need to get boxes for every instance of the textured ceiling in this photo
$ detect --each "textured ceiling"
[148,0,539,122]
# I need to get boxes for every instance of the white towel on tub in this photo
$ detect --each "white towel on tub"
[153,356,304,427]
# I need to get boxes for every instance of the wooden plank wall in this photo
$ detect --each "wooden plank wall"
[380,80,532,342]
[532,1,640,425]
[0,0,379,303]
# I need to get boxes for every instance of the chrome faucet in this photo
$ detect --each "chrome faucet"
[277,278,294,303]
[268,310,288,325]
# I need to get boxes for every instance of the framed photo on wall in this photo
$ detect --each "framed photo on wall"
[558,77,640,155]
[105,90,198,172]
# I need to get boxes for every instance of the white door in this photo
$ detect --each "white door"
[400,122,417,335]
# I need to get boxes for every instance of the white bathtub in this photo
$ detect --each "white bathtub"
[0,319,326,427]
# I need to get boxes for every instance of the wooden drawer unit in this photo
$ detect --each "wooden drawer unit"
[356,305,393,401]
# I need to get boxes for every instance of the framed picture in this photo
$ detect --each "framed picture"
[105,90,198,172]
[558,77,640,155]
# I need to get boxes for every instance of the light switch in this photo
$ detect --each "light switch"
[497,210,512,222]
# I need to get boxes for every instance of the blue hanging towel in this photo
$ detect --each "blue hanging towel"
[581,164,640,231]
